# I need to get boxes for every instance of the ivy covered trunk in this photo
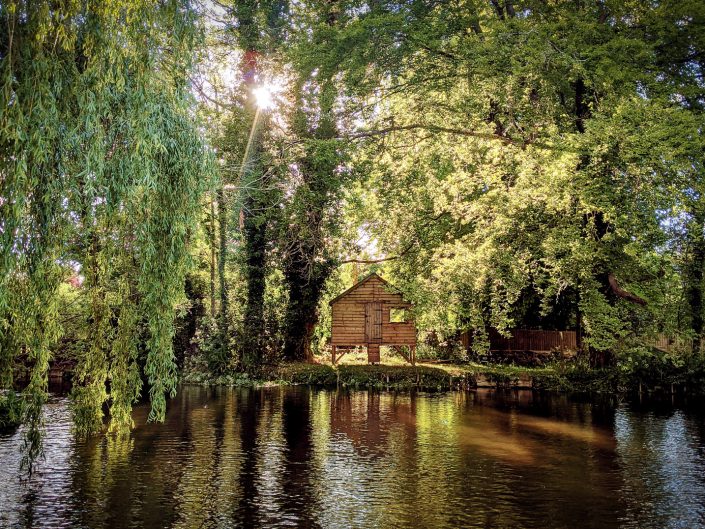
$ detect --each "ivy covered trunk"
[241,201,268,370]
[231,0,288,370]
[283,254,330,361]
[280,0,344,360]
[215,186,229,371]
[686,210,705,345]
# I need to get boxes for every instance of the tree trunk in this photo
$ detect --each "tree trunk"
[505,1,516,18]
[241,197,267,370]
[688,244,704,339]
[173,275,205,369]
[490,0,506,19]
[216,186,229,369]
[607,272,647,306]
[209,195,217,317]
[281,5,341,361]
[283,254,329,361]
[686,211,705,343]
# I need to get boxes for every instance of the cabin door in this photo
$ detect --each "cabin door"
[365,302,383,343]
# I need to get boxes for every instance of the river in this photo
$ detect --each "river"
[1,386,704,528]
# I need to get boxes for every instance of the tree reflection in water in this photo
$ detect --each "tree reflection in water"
[0,387,704,529]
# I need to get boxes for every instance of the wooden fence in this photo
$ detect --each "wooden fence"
[650,335,696,353]
[460,331,701,355]
[461,329,577,353]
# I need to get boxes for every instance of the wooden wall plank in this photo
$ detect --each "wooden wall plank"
[330,274,417,358]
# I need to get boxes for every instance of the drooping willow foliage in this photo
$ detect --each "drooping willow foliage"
[0,0,211,469]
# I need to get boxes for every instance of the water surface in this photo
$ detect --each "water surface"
[1,387,704,528]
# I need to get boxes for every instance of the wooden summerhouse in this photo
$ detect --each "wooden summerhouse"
[329,273,417,365]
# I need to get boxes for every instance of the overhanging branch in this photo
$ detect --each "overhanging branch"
[339,241,415,265]
[339,255,400,265]
[345,123,552,149]
[346,123,515,143]
[608,272,647,306]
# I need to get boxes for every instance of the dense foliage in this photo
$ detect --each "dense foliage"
[323,0,705,364]
[189,0,704,368]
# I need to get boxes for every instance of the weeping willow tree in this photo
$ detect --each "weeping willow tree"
[0,0,211,470]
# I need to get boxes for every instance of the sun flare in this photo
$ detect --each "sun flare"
[253,84,276,109]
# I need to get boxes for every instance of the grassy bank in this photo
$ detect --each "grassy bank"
[182,359,702,395]
[271,361,624,393]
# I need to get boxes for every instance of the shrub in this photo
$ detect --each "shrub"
[0,391,24,431]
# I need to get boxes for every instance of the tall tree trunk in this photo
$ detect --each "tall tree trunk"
[283,248,330,361]
[241,200,267,369]
[233,0,286,370]
[280,150,337,361]
[210,195,217,317]
[281,3,341,361]
[239,62,267,370]
[686,210,705,346]
[216,186,229,368]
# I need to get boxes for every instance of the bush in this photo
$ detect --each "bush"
[275,363,338,385]
[0,391,24,431]
[337,365,453,390]
[419,333,468,362]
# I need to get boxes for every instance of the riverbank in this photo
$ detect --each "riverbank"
[287,362,623,392]
[182,358,705,395]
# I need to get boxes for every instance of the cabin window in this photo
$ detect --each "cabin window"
[390,308,410,323]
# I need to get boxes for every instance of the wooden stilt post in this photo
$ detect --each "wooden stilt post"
[332,345,337,365]
[411,345,416,366]
[368,344,380,363]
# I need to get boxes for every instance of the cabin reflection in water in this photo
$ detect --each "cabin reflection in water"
[329,391,417,455]
[329,273,417,364]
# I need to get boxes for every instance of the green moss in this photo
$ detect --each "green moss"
[181,370,263,387]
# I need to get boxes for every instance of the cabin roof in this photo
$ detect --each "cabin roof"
[328,272,407,306]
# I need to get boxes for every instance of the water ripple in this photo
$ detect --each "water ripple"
[0,388,703,529]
